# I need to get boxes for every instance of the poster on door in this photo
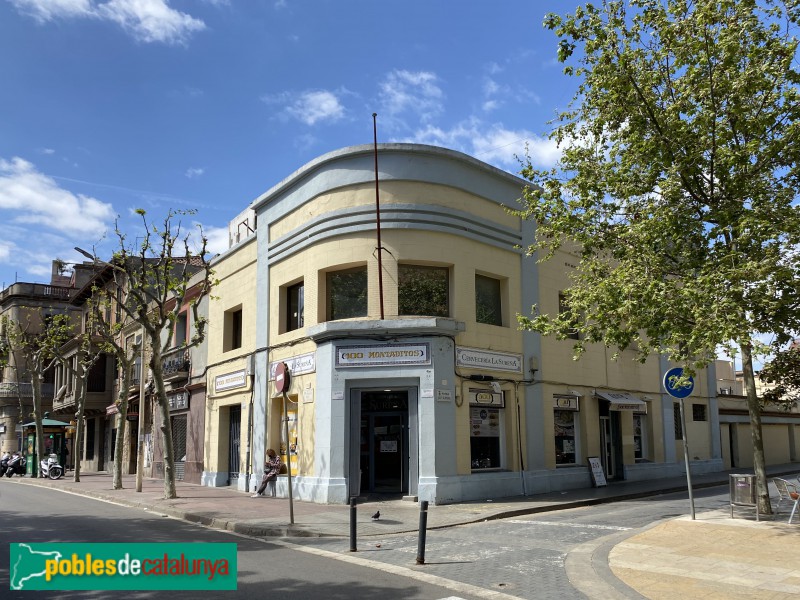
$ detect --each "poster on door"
[280,409,299,476]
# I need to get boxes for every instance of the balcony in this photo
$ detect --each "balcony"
[161,348,190,382]
[0,282,74,303]
[0,382,54,399]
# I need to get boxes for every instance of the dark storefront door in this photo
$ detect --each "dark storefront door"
[358,391,409,496]
[228,406,241,485]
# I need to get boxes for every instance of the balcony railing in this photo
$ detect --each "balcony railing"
[0,382,54,398]
[0,282,74,302]
[162,348,191,380]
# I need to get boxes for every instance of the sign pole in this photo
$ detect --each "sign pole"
[275,362,294,525]
[664,367,696,520]
[678,397,695,519]
[283,390,294,525]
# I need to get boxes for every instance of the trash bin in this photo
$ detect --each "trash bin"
[729,473,759,521]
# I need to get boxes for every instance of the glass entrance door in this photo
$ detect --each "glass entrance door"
[370,413,404,492]
[358,390,409,495]
[600,416,616,480]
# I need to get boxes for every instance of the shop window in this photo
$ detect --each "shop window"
[475,274,503,326]
[692,404,707,422]
[223,307,243,352]
[469,388,504,470]
[553,395,580,465]
[328,267,368,321]
[286,282,304,332]
[85,419,95,460]
[558,292,580,340]
[633,413,648,461]
[673,402,683,439]
[398,264,449,317]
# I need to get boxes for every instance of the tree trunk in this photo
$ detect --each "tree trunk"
[150,342,176,499]
[73,367,87,483]
[740,341,772,515]
[112,359,133,490]
[73,407,85,483]
[31,371,45,478]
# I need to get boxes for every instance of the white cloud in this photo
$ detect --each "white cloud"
[0,156,115,238]
[264,90,346,126]
[190,223,228,256]
[10,0,93,21]
[9,0,205,45]
[185,167,204,178]
[378,70,443,123]
[40,147,56,155]
[286,90,345,125]
[406,120,560,170]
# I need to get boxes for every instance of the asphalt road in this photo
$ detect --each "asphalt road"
[292,485,732,599]
[0,483,484,600]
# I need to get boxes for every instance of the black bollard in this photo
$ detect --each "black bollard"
[349,497,358,552]
[415,500,429,565]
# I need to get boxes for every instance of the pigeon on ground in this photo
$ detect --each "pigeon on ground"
[371,510,380,520]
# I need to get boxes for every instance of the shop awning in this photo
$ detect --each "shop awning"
[595,390,647,412]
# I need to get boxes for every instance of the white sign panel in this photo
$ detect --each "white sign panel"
[269,352,316,380]
[215,369,247,392]
[436,389,453,403]
[456,347,523,373]
[335,343,431,368]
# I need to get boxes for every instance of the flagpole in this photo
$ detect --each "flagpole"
[372,113,385,320]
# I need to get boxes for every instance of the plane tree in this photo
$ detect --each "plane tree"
[80,209,214,499]
[516,0,800,513]
[2,313,74,469]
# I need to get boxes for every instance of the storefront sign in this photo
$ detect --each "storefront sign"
[215,369,247,392]
[168,392,188,411]
[468,388,504,407]
[456,347,523,373]
[553,395,579,411]
[269,352,316,379]
[335,343,430,368]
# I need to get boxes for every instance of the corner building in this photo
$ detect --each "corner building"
[239,144,720,505]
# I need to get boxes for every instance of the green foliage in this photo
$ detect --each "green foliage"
[516,0,800,370]
[758,341,800,409]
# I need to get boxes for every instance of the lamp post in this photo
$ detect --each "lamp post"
[135,329,146,492]
[75,247,146,492]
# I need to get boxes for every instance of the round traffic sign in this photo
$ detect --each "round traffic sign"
[663,367,694,398]
[275,362,291,394]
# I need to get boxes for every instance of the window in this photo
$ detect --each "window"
[87,355,106,393]
[553,395,580,465]
[475,274,503,326]
[673,402,683,439]
[559,292,580,340]
[224,307,243,352]
[85,419,95,460]
[633,413,648,461]
[175,312,188,347]
[286,282,304,332]
[469,388,504,470]
[328,267,368,320]
[398,264,449,317]
[692,403,707,422]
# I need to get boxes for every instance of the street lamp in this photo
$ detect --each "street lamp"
[75,247,146,493]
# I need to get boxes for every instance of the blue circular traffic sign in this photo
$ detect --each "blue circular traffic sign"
[663,367,694,398]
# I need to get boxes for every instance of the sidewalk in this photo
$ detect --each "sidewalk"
[10,464,800,599]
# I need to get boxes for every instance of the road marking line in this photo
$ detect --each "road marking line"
[506,520,631,531]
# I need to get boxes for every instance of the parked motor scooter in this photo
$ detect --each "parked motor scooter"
[0,451,10,477]
[40,453,63,480]
[4,452,27,477]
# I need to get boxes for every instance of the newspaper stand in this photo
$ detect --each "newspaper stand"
[729,473,759,521]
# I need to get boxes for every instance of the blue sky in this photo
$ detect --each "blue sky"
[0,0,580,288]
